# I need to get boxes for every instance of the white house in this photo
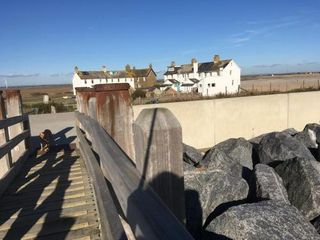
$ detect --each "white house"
[162,55,241,96]
[72,65,157,94]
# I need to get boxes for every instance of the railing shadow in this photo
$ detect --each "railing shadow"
[0,141,77,239]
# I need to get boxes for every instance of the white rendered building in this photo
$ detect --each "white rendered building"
[162,55,241,96]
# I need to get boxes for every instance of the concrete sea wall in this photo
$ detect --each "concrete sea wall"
[133,91,320,149]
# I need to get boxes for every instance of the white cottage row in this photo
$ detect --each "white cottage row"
[162,55,241,96]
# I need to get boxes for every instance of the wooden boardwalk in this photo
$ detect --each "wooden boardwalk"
[0,149,101,240]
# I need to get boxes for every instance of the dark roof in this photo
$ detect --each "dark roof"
[163,59,232,75]
[77,71,108,79]
[189,78,200,83]
[181,83,195,86]
[198,60,231,73]
[167,79,179,84]
[77,67,156,80]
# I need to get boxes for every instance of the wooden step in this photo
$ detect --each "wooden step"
[2,183,93,203]
[30,225,100,240]
[0,195,95,211]
[0,212,99,239]
[10,173,89,192]
[0,203,98,231]
[8,178,91,195]
[0,188,93,208]
[26,163,82,174]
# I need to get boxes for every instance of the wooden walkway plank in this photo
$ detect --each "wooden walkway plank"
[0,149,102,240]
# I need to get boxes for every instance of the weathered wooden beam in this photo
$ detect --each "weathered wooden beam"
[4,90,26,163]
[94,84,135,161]
[0,114,28,130]
[76,126,127,240]
[0,149,29,198]
[75,88,96,116]
[0,91,11,178]
[133,108,185,223]
[0,130,30,160]
[75,112,193,240]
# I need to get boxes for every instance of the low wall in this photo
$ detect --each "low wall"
[133,91,320,149]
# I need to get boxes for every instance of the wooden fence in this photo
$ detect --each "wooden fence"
[0,90,31,198]
[75,84,193,240]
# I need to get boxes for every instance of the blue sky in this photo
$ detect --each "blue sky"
[0,0,320,86]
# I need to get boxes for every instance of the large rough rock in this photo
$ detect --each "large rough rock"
[185,169,248,238]
[281,128,299,136]
[254,164,289,203]
[183,143,202,171]
[205,200,320,240]
[211,138,253,170]
[258,132,315,165]
[201,148,243,178]
[275,158,320,220]
[294,128,318,149]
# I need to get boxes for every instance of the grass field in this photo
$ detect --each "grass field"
[0,84,76,114]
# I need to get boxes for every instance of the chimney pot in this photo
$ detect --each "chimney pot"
[125,64,131,71]
[102,65,107,72]
[74,66,79,73]
[213,55,221,63]
[171,61,176,67]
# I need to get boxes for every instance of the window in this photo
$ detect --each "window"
[84,80,87,84]
[100,79,102,83]
[232,80,234,85]
[211,83,215,87]
[208,84,210,87]
[199,84,202,87]
[91,80,94,84]
[230,70,232,75]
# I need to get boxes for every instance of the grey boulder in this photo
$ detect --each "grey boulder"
[201,148,243,178]
[275,157,320,220]
[294,128,318,149]
[258,132,315,165]
[183,143,202,171]
[185,169,248,235]
[254,164,289,203]
[211,138,253,170]
[205,200,320,240]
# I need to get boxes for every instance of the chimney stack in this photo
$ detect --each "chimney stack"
[102,65,107,73]
[171,61,176,67]
[191,58,198,73]
[125,64,131,71]
[213,55,221,63]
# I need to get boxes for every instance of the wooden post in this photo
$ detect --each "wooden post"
[133,108,185,223]
[0,91,12,178]
[75,87,95,116]
[4,90,25,163]
[94,84,135,161]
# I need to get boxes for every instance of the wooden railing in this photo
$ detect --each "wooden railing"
[76,111,193,240]
[0,113,30,197]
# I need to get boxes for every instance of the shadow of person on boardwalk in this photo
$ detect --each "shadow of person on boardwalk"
[0,143,78,239]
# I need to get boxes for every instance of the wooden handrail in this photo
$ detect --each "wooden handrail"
[0,130,30,160]
[0,114,28,129]
[0,113,30,198]
[75,111,193,240]
[76,127,127,240]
